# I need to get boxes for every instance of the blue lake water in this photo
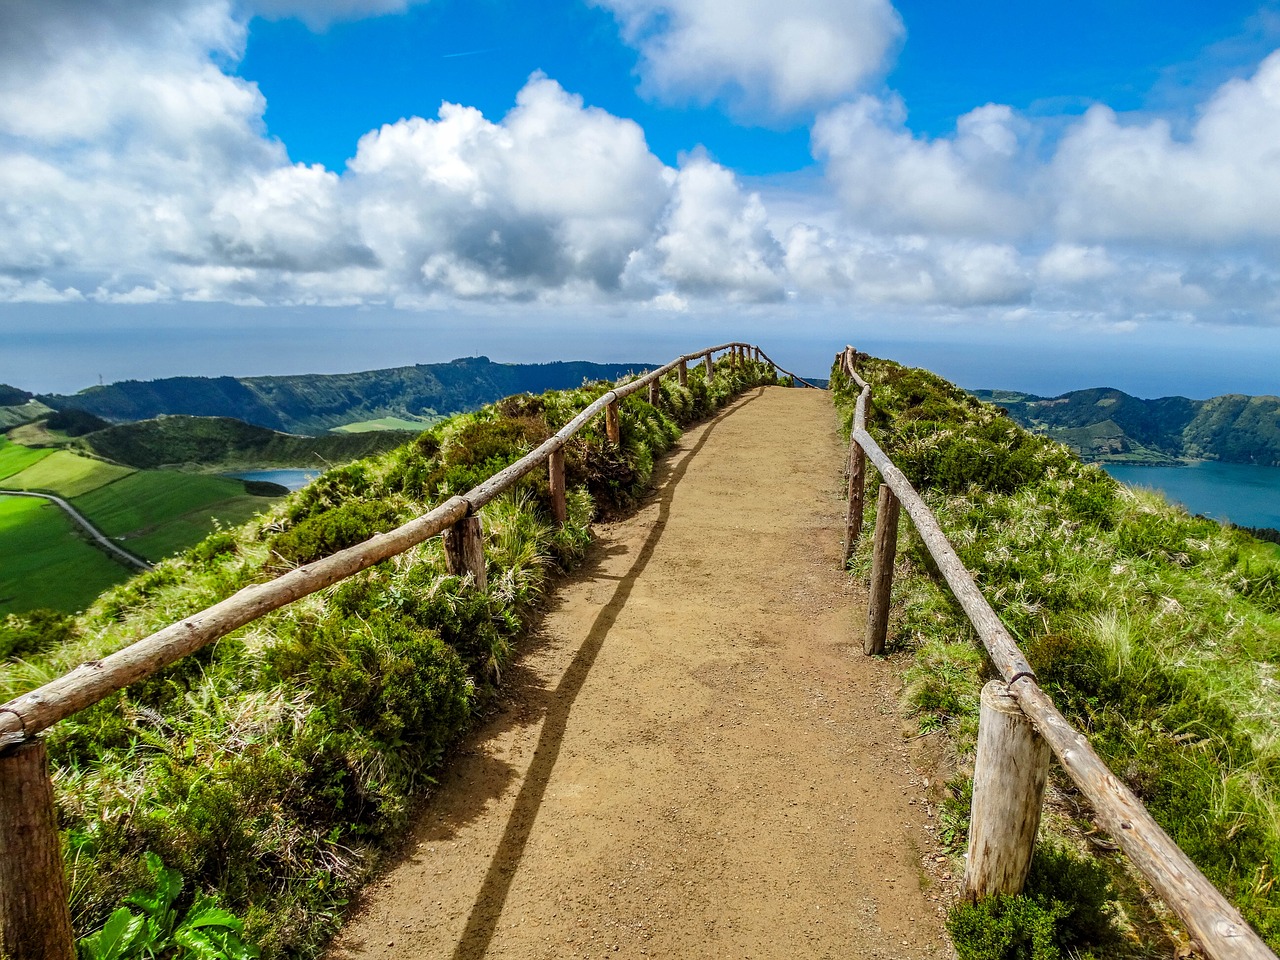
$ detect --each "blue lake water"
[228,469,318,491]
[1103,461,1280,530]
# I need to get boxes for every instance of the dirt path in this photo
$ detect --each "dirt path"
[329,386,952,960]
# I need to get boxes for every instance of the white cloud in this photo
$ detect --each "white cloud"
[640,155,786,301]
[812,96,1032,237]
[1053,50,1280,245]
[595,0,903,117]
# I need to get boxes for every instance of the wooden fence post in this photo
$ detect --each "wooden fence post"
[729,346,738,370]
[0,740,76,960]
[548,447,567,524]
[964,681,1051,900]
[605,399,621,444]
[677,360,688,388]
[443,516,487,590]
[704,353,714,380]
[843,440,866,563]
[648,379,660,406]
[864,484,900,655]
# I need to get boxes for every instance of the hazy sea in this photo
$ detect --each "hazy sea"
[1103,461,1280,530]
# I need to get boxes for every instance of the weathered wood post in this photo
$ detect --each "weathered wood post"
[677,360,688,387]
[964,681,1051,900]
[548,447,567,524]
[864,484,900,655]
[0,741,76,960]
[843,439,866,563]
[703,352,714,380]
[604,398,621,444]
[648,379,660,406]
[443,515,487,590]
[729,346,738,370]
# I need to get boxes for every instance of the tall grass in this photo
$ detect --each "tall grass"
[2,357,777,958]
[832,357,1280,955]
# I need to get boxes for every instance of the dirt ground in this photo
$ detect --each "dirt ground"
[328,386,954,960]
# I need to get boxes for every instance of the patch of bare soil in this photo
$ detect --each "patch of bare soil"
[328,386,952,960]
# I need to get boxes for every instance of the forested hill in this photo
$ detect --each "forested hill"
[974,386,1280,465]
[38,357,654,435]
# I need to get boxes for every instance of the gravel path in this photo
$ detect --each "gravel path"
[328,386,952,960]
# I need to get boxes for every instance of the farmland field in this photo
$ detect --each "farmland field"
[0,437,55,480]
[332,415,442,433]
[2,449,134,497]
[0,495,128,614]
[72,472,279,561]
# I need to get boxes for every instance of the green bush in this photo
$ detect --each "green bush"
[947,847,1118,960]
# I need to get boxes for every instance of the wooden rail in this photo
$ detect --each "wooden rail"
[0,340,802,960]
[838,346,1276,960]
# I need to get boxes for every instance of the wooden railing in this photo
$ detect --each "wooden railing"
[0,341,815,960]
[838,346,1276,960]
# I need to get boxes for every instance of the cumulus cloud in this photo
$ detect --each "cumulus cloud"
[595,0,903,117]
[7,0,1280,333]
[1052,50,1280,245]
[812,96,1032,237]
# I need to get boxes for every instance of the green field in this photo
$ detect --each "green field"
[332,415,442,433]
[0,438,55,480]
[72,472,278,562]
[3,450,134,497]
[0,495,129,614]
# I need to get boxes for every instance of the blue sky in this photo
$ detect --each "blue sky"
[4,0,1280,396]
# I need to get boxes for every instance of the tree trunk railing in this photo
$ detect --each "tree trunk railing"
[838,345,1276,960]
[0,341,817,960]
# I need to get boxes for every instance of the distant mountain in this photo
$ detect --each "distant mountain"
[82,416,415,470]
[974,387,1280,466]
[38,356,654,435]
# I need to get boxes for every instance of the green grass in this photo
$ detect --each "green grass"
[833,357,1280,955]
[0,496,130,614]
[332,415,445,433]
[126,495,276,561]
[3,449,134,497]
[72,473,279,562]
[0,437,55,480]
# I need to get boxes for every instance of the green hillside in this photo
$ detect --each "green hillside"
[974,386,1280,464]
[83,415,417,470]
[840,360,1280,954]
[39,356,656,434]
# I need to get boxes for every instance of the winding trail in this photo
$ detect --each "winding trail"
[329,386,951,960]
[0,489,151,571]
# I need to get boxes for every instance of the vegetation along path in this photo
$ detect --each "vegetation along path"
[0,489,151,571]
[329,385,950,960]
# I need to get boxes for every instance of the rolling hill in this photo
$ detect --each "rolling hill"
[38,356,655,434]
[973,387,1280,465]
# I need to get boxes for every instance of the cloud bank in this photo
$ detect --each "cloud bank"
[3,0,1280,330]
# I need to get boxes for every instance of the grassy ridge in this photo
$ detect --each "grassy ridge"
[83,416,416,470]
[41,357,659,435]
[0,496,128,613]
[2,359,776,958]
[835,359,1280,957]
[975,386,1280,465]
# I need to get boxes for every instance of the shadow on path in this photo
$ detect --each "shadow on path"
[448,390,761,960]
